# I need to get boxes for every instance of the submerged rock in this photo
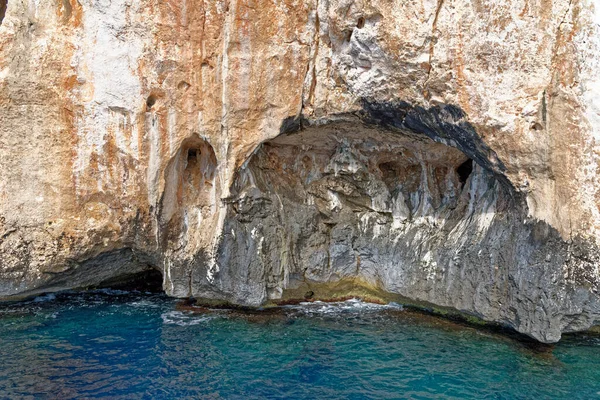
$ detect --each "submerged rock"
[1,0,600,342]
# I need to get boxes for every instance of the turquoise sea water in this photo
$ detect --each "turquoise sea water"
[0,291,599,399]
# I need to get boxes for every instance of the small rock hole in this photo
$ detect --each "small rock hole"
[187,149,198,162]
[178,81,191,90]
[146,95,157,111]
[356,17,365,29]
[457,159,473,187]
[530,122,544,131]
[0,0,7,26]
[344,30,353,42]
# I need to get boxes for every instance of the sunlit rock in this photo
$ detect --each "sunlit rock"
[1,0,600,342]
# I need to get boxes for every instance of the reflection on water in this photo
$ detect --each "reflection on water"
[0,291,599,399]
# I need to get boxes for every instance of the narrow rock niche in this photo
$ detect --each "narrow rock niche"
[456,158,473,188]
[217,119,511,303]
[356,17,365,29]
[160,137,218,249]
[0,0,7,26]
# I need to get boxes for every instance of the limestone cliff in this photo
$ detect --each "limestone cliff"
[1,0,600,343]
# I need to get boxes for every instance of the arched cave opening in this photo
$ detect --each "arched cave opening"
[157,136,221,299]
[217,118,508,303]
[160,136,218,250]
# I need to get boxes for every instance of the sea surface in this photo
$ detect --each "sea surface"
[0,290,599,399]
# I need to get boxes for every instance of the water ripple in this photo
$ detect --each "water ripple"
[0,292,598,399]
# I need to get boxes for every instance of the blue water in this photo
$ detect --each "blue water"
[0,291,599,399]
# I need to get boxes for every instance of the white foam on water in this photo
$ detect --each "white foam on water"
[33,293,56,303]
[161,311,216,326]
[91,289,130,295]
[290,298,403,315]
[129,300,160,309]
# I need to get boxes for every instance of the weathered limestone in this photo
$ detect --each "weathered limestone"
[1,0,600,342]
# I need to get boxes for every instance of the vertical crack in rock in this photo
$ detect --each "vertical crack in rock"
[426,0,445,81]
[308,0,320,108]
[301,0,321,114]
[557,0,574,32]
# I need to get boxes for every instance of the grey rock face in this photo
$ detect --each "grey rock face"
[2,102,599,344]
[167,114,600,343]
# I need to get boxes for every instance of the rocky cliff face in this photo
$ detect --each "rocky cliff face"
[1,0,600,342]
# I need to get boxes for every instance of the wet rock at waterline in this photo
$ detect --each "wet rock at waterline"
[1,0,600,343]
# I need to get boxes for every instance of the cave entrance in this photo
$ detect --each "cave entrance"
[218,118,505,302]
[96,268,164,293]
[230,120,475,226]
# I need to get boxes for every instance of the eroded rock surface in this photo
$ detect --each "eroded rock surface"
[1,0,600,342]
